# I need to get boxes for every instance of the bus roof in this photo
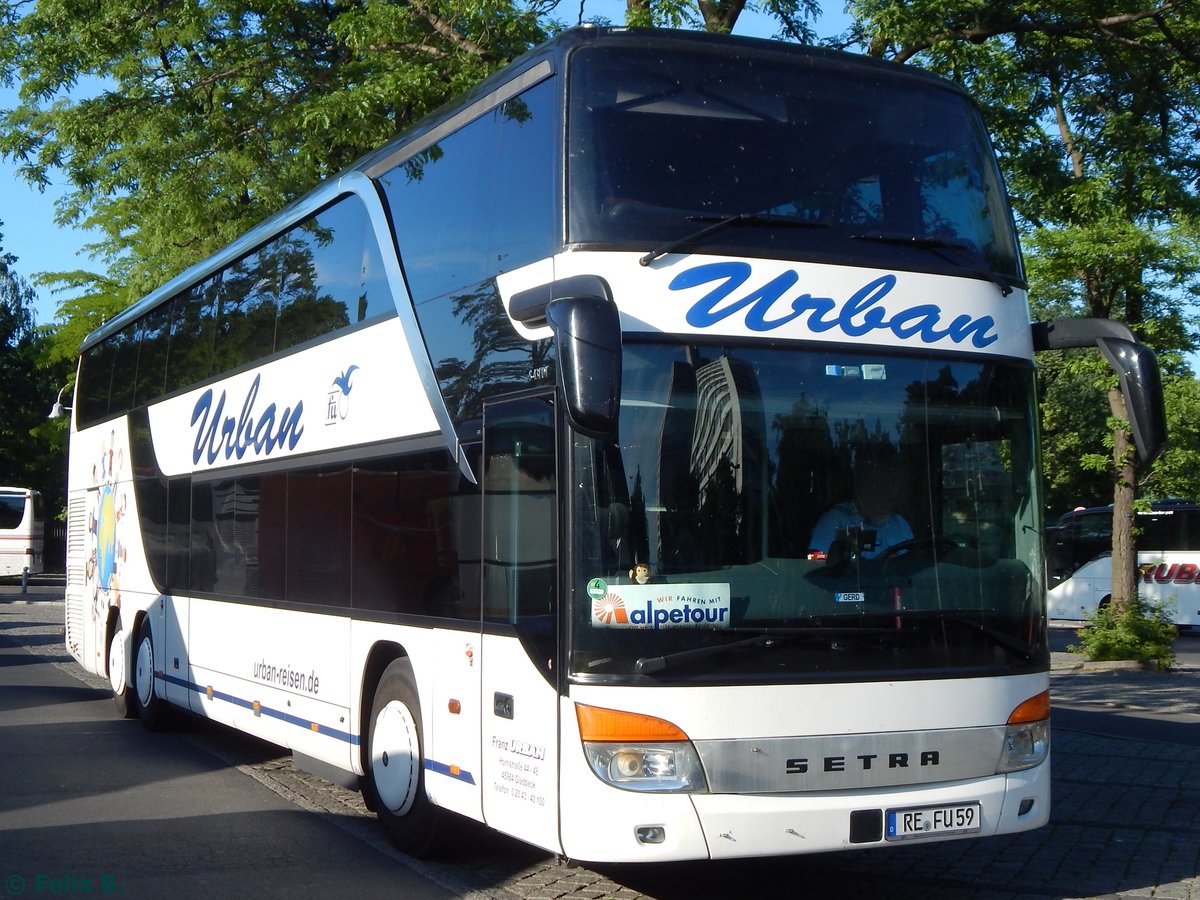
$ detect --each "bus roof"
[1057,499,1200,522]
[80,27,970,355]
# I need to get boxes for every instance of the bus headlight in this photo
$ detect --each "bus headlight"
[997,690,1050,773]
[584,742,707,792]
[575,703,708,793]
[997,720,1049,772]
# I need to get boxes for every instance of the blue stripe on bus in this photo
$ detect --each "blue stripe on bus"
[424,759,477,785]
[155,670,478,784]
[159,671,359,745]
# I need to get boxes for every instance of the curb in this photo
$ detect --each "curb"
[1051,657,1163,673]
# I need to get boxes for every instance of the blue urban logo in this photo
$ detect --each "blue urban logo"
[671,262,999,348]
[191,373,305,465]
[327,365,359,425]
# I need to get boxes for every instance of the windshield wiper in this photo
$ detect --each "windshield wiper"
[849,231,1014,297]
[889,609,1037,661]
[639,212,829,266]
[634,626,880,675]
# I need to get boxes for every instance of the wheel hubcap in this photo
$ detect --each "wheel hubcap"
[372,700,419,814]
[135,635,154,706]
[108,630,126,695]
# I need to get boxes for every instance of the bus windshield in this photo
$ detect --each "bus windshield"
[568,42,1022,284]
[570,344,1047,682]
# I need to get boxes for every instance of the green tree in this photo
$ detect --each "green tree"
[845,0,1200,613]
[0,224,69,515]
[0,0,551,332]
[619,0,819,39]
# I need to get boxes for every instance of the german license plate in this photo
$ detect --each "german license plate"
[886,802,981,841]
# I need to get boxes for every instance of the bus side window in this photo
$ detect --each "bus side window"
[76,340,116,427]
[351,453,468,619]
[133,303,171,408]
[482,396,557,625]
[166,277,219,394]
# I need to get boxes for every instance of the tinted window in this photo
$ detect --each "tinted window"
[0,495,25,529]
[380,80,558,428]
[308,196,392,326]
[482,396,557,623]
[133,303,171,407]
[166,278,219,393]
[78,192,396,425]
[108,323,140,413]
[76,341,116,425]
[352,453,476,617]
[140,448,482,617]
[568,44,1021,281]
[216,249,279,370]
[286,466,352,604]
[382,78,558,306]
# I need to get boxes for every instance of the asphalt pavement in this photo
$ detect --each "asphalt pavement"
[4,575,1198,899]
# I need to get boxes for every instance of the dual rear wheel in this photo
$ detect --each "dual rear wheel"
[108,618,167,730]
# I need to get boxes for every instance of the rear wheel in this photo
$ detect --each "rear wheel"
[132,618,168,731]
[362,659,445,857]
[107,625,135,719]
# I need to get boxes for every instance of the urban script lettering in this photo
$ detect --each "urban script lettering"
[672,261,999,348]
[191,374,305,466]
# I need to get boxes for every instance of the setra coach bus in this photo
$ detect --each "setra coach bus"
[64,27,1167,862]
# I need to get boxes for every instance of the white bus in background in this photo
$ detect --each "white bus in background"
[64,28,1167,863]
[0,487,45,578]
[1046,501,1199,627]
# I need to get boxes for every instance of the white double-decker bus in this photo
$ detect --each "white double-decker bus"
[0,487,44,577]
[64,28,1166,862]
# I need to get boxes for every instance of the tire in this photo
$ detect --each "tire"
[132,618,168,731]
[362,658,445,857]
[107,625,136,719]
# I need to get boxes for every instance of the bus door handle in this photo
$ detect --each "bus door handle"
[494,692,514,719]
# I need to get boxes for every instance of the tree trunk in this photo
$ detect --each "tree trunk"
[1108,387,1137,615]
[697,0,746,32]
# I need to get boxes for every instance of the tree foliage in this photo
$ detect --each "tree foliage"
[844,0,1200,609]
[620,0,820,40]
[0,224,69,513]
[1,0,552,317]
[1068,596,1177,669]
[4,0,1200,575]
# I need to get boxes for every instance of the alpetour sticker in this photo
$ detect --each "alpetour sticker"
[590,583,732,629]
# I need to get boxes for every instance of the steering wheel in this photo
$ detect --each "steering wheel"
[878,536,960,561]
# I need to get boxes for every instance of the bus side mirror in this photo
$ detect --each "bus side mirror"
[546,294,622,438]
[1032,319,1167,465]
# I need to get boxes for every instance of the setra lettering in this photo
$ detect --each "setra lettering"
[785,750,941,775]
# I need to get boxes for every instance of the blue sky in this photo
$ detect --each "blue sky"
[0,79,94,327]
[0,3,847,328]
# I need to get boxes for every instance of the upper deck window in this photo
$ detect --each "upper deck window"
[567,43,1022,284]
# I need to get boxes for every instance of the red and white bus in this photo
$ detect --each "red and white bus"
[0,486,44,578]
[1047,501,1199,626]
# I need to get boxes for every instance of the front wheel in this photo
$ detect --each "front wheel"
[132,619,168,731]
[362,659,445,857]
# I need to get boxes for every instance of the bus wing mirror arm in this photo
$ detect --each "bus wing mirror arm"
[1032,319,1168,465]
[547,294,622,438]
